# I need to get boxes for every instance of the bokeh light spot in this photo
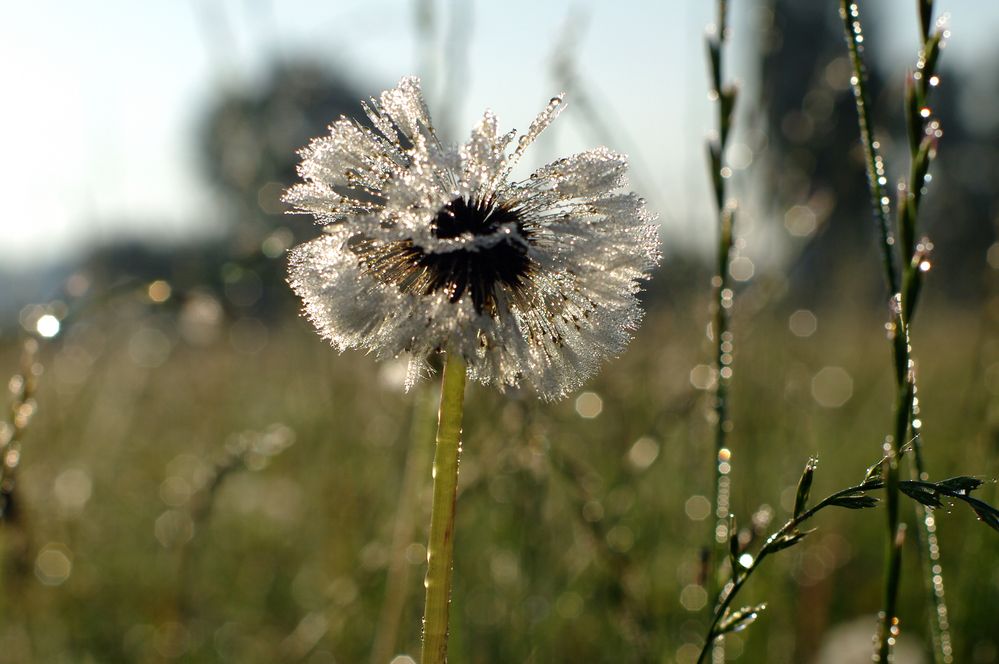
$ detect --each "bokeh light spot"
[811,366,854,408]
[36,314,61,338]
[789,309,818,337]
[35,543,73,586]
[685,495,711,521]
[575,392,603,418]
[627,437,660,470]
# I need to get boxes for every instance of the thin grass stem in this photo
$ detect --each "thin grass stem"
[838,0,900,297]
[839,1,953,659]
[371,385,437,664]
[696,472,990,664]
[420,353,467,664]
[898,4,953,659]
[704,5,738,657]
[696,479,878,664]
[839,1,909,657]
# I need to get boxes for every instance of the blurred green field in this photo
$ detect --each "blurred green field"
[1,282,997,664]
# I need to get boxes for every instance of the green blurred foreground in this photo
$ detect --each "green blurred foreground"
[1,291,997,663]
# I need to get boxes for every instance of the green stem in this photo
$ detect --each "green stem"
[371,385,437,664]
[839,0,901,297]
[839,2,921,658]
[697,481,883,664]
[705,1,737,639]
[420,353,467,664]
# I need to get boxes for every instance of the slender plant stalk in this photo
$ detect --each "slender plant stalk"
[704,2,738,655]
[696,471,997,664]
[697,479,872,664]
[421,353,467,664]
[0,338,42,662]
[371,385,437,664]
[0,338,41,523]
[839,0,900,296]
[839,1,951,660]
[899,3,952,659]
[839,3,908,657]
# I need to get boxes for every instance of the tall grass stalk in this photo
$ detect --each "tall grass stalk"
[703,0,739,655]
[899,4,953,660]
[0,338,41,525]
[371,385,437,664]
[0,337,42,660]
[420,353,467,664]
[839,1,950,660]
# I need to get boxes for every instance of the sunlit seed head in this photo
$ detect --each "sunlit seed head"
[283,76,659,400]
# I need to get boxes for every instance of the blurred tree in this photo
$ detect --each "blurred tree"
[199,60,366,254]
[63,62,370,321]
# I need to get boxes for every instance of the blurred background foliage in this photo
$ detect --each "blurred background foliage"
[1,0,998,662]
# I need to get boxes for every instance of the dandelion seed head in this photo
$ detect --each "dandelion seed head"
[284,77,659,399]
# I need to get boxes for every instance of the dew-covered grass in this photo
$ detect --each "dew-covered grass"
[1,288,996,663]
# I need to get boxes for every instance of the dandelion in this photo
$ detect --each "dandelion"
[284,76,658,664]
[285,76,659,401]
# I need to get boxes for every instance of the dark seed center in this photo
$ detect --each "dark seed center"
[351,197,534,316]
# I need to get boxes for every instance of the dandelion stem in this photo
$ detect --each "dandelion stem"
[421,353,467,664]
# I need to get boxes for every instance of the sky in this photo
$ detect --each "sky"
[0,0,995,271]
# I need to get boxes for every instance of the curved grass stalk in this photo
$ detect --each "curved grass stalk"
[370,385,438,664]
[696,470,999,664]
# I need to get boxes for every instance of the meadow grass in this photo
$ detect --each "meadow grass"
[1,291,995,663]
